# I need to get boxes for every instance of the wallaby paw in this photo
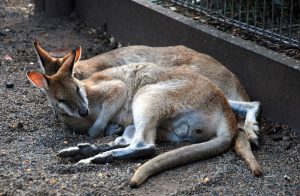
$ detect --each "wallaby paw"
[77,158,92,165]
[248,134,259,147]
[58,143,99,160]
[90,154,114,164]
[244,122,260,147]
[252,123,260,135]
[77,153,114,164]
[57,146,80,158]
[105,123,123,136]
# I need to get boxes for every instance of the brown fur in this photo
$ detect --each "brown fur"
[30,43,261,182]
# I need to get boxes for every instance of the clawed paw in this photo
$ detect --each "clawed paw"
[57,143,99,160]
[252,123,260,134]
[105,123,123,136]
[75,153,113,165]
[57,146,80,158]
[77,158,92,165]
[244,122,260,147]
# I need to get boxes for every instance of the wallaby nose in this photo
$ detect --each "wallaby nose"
[79,108,89,117]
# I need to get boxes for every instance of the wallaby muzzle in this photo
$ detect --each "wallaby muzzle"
[78,107,89,117]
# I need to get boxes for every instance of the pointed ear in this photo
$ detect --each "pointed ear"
[61,52,71,63]
[34,41,56,72]
[26,71,48,89]
[61,46,81,64]
[57,50,77,77]
[75,46,82,63]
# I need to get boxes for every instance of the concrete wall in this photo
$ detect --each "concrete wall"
[38,0,300,133]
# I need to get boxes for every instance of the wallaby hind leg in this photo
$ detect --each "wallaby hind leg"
[58,125,136,160]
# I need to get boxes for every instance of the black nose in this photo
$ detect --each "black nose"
[79,108,89,117]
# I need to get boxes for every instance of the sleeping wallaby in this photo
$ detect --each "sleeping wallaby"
[34,42,261,146]
[27,51,261,187]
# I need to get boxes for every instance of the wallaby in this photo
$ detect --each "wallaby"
[27,51,261,187]
[34,42,261,146]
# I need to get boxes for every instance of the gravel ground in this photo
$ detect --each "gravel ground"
[0,1,299,195]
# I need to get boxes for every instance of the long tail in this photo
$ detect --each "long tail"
[234,130,262,176]
[129,134,232,187]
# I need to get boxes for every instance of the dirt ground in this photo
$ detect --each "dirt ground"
[0,1,299,195]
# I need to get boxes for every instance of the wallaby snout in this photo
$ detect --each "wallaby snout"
[78,107,89,117]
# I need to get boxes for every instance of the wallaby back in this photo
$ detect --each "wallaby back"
[34,42,249,101]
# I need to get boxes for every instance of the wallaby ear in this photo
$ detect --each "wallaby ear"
[26,71,48,89]
[75,46,82,63]
[61,46,81,64]
[57,50,77,77]
[34,41,56,71]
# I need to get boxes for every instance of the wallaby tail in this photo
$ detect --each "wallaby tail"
[234,130,262,176]
[129,134,232,188]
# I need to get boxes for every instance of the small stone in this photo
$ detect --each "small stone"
[199,19,208,23]
[17,122,24,129]
[169,6,177,11]
[23,160,30,164]
[49,178,57,184]
[202,176,210,184]
[285,143,292,150]
[4,54,13,61]
[5,83,14,88]
[271,135,282,141]
[284,174,291,181]
[90,28,96,34]
[98,172,104,177]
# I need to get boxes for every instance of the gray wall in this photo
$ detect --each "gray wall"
[43,0,300,133]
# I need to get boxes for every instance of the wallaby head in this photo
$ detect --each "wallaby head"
[34,41,81,75]
[27,50,89,118]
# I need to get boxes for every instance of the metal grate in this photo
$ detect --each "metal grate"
[154,0,300,48]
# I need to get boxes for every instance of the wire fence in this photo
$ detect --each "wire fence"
[153,0,300,48]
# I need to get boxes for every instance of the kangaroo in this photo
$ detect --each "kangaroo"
[34,42,261,146]
[27,51,261,187]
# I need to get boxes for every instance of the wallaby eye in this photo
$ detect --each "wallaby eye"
[76,86,80,93]
[58,99,67,103]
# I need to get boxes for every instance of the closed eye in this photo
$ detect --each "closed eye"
[76,86,84,101]
[58,99,67,103]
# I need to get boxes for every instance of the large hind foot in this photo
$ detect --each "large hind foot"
[58,125,136,160]
[57,143,128,161]
[77,143,156,164]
